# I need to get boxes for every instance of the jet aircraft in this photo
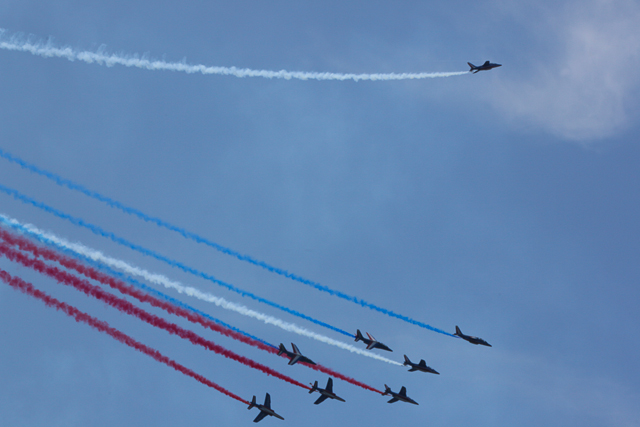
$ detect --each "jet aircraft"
[248,393,285,423]
[309,378,346,405]
[467,60,502,73]
[277,343,317,365]
[454,326,492,347]
[354,329,393,352]
[403,355,439,375]
[382,384,419,405]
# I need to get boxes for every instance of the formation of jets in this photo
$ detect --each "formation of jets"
[468,60,502,73]
[248,325,491,421]
[239,59,499,422]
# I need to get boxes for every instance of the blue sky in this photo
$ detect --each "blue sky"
[1,1,639,426]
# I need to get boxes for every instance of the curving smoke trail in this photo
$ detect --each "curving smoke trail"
[0,242,313,390]
[0,148,455,338]
[0,214,404,366]
[0,268,250,405]
[0,183,353,337]
[0,30,467,81]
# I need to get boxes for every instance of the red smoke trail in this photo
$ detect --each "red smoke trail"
[0,268,249,405]
[0,228,383,395]
[0,242,310,390]
[0,227,277,354]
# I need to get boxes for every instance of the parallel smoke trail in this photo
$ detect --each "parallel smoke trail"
[0,269,249,405]
[0,30,467,81]
[0,226,277,353]
[0,214,403,366]
[0,243,312,390]
[0,148,455,338]
[0,241,382,394]
[0,183,353,337]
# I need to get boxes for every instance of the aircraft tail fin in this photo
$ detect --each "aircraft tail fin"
[455,325,462,336]
[403,355,411,366]
[309,381,318,394]
[277,343,287,356]
[248,395,257,410]
[355,329,364,342]
[467,62,476,71]
[383,384,391,395]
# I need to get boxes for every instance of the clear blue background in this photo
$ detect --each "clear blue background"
[1,1,639,426]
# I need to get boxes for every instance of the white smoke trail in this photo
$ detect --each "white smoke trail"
[0,214,402,366]
[0,30,467,81]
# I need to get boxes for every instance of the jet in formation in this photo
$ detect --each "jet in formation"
[277,343,317,365]
[383,384,419,405]
[248,393,285,423]
[355,329,393,352]
[454,326,492,347]
[467,60,502,73]
[309,378,346,405]
[403,355,439,375]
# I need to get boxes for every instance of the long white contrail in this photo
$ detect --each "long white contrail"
[0,214,402,366]
[0,30,467,81]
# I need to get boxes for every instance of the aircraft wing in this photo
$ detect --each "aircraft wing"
[288,355,301,365]
[399,386,407,396]
[253,411,268,423]
[314,394,329,405]
[387,397,399,403]
[408,366,418,372]
[366,342,376,350]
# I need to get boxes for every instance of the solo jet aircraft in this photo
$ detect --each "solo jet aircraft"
[454,326,492,347]
[355,329,393,352]
[309,378,346,405]
[383,384,419,405]
[277,343,317,365]
[467,60,502,73]
[248,393,285,423]
[403,355,439,375]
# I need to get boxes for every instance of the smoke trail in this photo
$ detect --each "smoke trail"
[0,183,353,337]
[0,149,455,338]
[0,214,404,365]
[0,269,250,405]
[1,241,383,394]
[0,243,312,390]
[0,30,467,82]
[0,226,278,354]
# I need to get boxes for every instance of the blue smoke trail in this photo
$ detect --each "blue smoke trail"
[0,148,454,337]
[0,183,353,337]
[0,218,276,349]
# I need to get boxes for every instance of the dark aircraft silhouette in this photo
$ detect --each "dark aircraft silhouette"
[454,326,492,347]
[309,378,346,405]
[354,329,393,352]
[467,61,502,73]
[248,393,285,423]
[383,384,419,405]
[277,343,317,365]
[403,355,439,375]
